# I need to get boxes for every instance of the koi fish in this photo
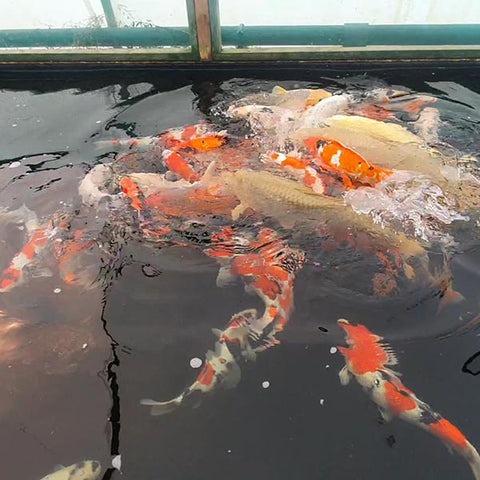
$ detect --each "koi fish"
[161,123,227,150]
[298,94,350,128]
[39,460,101,480]
[223,169,425,261]
[292,126,450,185]
[94,123,226,153]
[232,86,331,113]
[386,94,437,114]
[325,115,422,144]
[119,177,144,211]
[161,150,200,183]
[337,319,480,480]
[78,164,115,207]
[55,229,97,288]
[141,309,255,415]
[227,228,303,342]
[0,226,52,293]
[352,94,437,121]
[161,126,226,183]
[142,228,304,415]
[304,136,393,187]
[271,85,332,110]
[262,152,327,194]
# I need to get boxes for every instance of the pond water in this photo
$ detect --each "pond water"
[1,64,480,480]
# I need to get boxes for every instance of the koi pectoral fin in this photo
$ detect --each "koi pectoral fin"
[231,202,248,221]
[221,362,242,389]
[339,365,352,386]
[378,407,394,423]
[437,287,465,312]
[140,396,184,416]
[216,265,237,288]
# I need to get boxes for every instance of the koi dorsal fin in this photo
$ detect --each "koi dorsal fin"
[380,342,398,366]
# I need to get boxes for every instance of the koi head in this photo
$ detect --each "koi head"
[304,137,330,156]
[337,319,398,379]
[183,134,226,152]
[338,318,382,346]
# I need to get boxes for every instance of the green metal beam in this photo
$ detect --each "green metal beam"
[221,24,480,47]
[186,0,200,58]
[208,0,222,55]
[0,27,192,48]
[100,0,118,28]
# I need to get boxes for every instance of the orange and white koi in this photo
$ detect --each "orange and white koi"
[142,229,305,414]
[304,136,393,187]
[352,94,437,122]
[221,231,302,344]
[0,226,53,293]
[141,309,253,415]
[262,152,327,194]
[337,319,480,480]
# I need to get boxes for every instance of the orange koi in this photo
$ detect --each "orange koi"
[304,136,393,187]
[162,150,200,183]
[181,135,226,152]
[162,129,226,182]
[0,227,50,293]
[338,319,480,480]
[56,229,95,286]
[145,184,237,218]
[119,177,144,211]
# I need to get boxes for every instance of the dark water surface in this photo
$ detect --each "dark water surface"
[1,64,480,480]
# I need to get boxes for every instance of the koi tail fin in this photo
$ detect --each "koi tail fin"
[140,395,184,416]
[466,444,480,480]
[426,418,480,479]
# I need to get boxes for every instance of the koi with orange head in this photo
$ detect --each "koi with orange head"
[337,319,480,480]
[161,126,227,183]
[304,137,393,188]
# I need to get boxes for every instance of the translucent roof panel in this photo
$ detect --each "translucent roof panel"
[1,0,108,29]
[0,0,189,30]
[219,0,480,25]
[110,0,189,27]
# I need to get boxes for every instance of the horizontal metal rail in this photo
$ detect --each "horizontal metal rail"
[221,24,480,48]
[0,0,479,63]
[0,27,192,48]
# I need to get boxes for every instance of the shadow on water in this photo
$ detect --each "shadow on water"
[0,63,480,479]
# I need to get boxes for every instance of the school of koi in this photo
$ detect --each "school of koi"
[2,83,480,479]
